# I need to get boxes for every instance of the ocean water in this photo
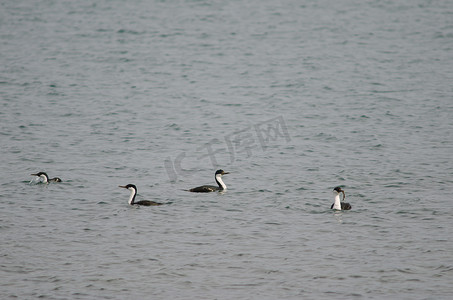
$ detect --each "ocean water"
[1,0,453,299]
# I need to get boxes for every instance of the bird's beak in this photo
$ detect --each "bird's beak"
[31,173,38,176]
[118,185,126,189]
[341,190,346,200]
[223,172,230,175]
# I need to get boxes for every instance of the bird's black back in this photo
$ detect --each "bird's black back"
[134,200,163,206]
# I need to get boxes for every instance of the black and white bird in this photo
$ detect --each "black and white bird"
[31,172,62,183]
[189,169,229,193]
[119,184,163,206]
[331,186,352,210]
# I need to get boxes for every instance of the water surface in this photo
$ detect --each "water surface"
[1,0,453,299]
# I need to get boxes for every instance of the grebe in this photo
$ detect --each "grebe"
[119,184,163,206]
[331,187,351,210]
[31,172,62,183]
[189,169,229,193]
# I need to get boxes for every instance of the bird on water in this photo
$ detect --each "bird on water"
[31,172,62,183]
[119,184,163,206]
[331,186,352,210]
[189,169,229,193]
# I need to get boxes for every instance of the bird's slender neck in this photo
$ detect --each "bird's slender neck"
[215,174,227,190]
[40,174,49,183]
[333,194,342,210]
[128,188,137,205]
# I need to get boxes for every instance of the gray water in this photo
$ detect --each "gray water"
[1,0,453,299]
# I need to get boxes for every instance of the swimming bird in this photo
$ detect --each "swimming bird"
[331,186,352,210]
[31,172,62,183]
[119,184,163,206]
[189,169,229,193]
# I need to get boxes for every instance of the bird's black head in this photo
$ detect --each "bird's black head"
[216,169,229,175]
[119,184,137,190]
[333,186,343,193]
[31,172,48,177]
